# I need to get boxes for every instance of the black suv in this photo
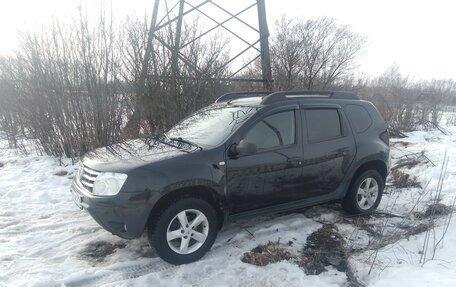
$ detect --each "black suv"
[71,90,390,264]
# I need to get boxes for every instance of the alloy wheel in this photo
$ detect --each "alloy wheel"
[356,177,379,210]
[166,209,209,254]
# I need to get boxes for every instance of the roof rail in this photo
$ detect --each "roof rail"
[215,91,271,103]
[261,90,359,104]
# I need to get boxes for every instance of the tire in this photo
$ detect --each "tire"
[148,198,219,265]
[342,170,384,215]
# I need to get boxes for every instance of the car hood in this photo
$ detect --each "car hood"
[82,138,199,173]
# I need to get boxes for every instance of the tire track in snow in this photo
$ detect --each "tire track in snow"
[0,221,96,236]
[0,213,94,236]
[62,260,174,287]
[60,234,245,287]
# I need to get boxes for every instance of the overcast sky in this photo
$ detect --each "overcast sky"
[1,0,455,81]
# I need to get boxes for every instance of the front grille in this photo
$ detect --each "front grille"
[78,164,101,192]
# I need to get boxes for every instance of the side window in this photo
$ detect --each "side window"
[244,110,295,149]
[305,109,342,142]
[345,104,372,133]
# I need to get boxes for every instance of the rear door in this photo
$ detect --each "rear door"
[300,105,356,197]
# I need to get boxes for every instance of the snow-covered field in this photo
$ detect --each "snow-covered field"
[1,122,456,287]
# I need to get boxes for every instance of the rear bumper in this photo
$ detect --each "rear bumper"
[70,180,152,239]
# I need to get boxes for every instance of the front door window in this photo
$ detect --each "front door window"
[243,110,295,150]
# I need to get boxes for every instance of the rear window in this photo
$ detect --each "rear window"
[345,104,372,133]
[305,109,342,142]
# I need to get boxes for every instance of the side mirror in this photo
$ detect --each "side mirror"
[234,139,257,155]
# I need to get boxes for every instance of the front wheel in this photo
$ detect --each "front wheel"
[148,198,219,265]
[342,170,384,214]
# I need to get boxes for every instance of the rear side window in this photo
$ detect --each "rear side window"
[345,104,372,133]
[244,110,295,149]
[305,109,341,142]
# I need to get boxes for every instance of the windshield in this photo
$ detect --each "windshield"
[166,106,258,147]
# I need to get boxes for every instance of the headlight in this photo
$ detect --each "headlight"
[92,172,128,196]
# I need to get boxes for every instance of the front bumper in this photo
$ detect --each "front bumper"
[70,179,152,239]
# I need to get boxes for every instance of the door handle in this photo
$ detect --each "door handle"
[337,148,350,156]
[287,157,302,167]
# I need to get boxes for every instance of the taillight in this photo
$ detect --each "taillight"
[380,130,389,145]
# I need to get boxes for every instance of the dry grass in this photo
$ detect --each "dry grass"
[425,203,453,217]
[300,224,347,275]
[391,169,421,188]
[241,240,294,266]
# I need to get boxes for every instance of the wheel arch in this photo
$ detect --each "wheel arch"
[146,185,225,233]
[349,160,388,189]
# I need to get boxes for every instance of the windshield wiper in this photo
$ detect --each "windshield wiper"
[169,137,203,150]
[146,134,189,152]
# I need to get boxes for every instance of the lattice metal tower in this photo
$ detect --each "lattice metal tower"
[143,0,273,91]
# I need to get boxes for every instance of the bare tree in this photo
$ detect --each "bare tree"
[0,6,127,157]
[358,64,456,134]
[270,17,303,90]
[271,16,366,90]
[119,14,231,136]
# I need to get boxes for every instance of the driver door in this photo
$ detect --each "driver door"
[225,107,304,214]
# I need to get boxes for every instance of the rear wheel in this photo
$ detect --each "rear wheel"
[342,170,384,214]
[148,198,218,265]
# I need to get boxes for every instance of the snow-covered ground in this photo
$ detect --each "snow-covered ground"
[1,122,456,287]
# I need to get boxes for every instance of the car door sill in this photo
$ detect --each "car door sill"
[226,191,343,223]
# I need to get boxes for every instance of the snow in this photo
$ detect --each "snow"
[355,219,456,287]
[1,119,456,286]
